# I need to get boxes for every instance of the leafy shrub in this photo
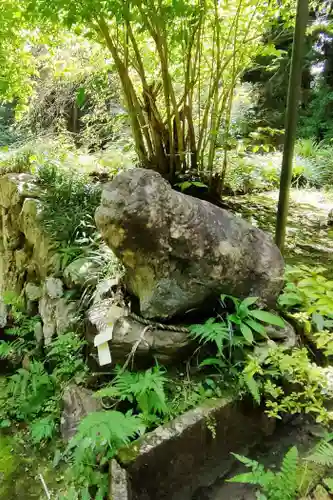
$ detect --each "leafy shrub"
[294,138,333,187]
[46,331,88,384]
[298,82,333,142]
[37,162,101,245]
[306,434,333,467]
[242,347,331,424]
[3,360,55,422]
[0,292,40,363]
[0,297,87,443]
[278,265,333,332]
[224,152,306,194]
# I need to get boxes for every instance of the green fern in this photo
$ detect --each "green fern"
[68,410,143,465]
[62,410,141,499]
[189,318,230,355]
[7,361,54,420]
[29,415,56,443]
[96,365,169,417]
[306,439,333,467]
[274,446,299,499]
[46,332,87,382]
[229,446,299,500]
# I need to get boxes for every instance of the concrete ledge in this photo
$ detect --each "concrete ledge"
[110,397,275,499]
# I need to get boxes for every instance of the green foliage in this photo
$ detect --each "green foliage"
[189,295,284,358]
[46,331,88,383]
[63,410,142,498]
[279,265,333,332]
[29,415,57,444]
[3,360,55,422]
[306,435,333,467]
[167,377,223,418]
[229,446,299,500]
[0,1,38,106]
[0,292,40,363]
[175,180,208,193]
[323,477,333,493]
[299,82,333,142]
[223,151,306,195]
[37,162,101,246]
[223,295,284,344]
[241,346,331,423]
[96,365,169,421]
[1,0,294,185]
[0,294,87,444]
[0,104,18,147]
[189,318,231,356]
[293,137,333,187]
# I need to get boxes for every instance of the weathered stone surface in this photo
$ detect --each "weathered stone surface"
[265,320,297,347]
[95,169,284,319]
[0,299,7,328]
[86,299,190,365]
[63,258,99,288]
[39,293,79,345]
[20,198,58,279]
[55,298,79,333]
[93,277,119,304]
[115,397,275,500]
[25,283,42,301]
[0,174,58,298]
[110,460,130,500]
[39,294,56,345]
[0,173,40,209]
[45,277,63,299]
[60,384,102,441]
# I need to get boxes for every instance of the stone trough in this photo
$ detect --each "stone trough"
[109,397,275,500]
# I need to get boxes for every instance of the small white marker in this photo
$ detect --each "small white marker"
[94,326,114,366]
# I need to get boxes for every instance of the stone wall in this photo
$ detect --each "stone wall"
[0,173,81,343]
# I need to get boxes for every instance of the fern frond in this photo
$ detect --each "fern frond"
[275,446,298,499]
[230,447,299,500]
[231,453,261,469]
[189,318,229,354]
[69,410,142,462]
[30,416,56,443]
[307,440,333,466]
[228,454,275,489]
[96,365,169,416]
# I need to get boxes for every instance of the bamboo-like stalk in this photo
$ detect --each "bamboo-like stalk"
[97,17,147,162]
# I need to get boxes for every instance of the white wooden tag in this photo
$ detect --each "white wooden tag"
[94,326,114,366]
[97,342,112,366]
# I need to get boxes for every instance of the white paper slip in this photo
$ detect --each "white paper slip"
[94,326,114,366]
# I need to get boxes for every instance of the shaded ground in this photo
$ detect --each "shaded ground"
[227,189,333,271]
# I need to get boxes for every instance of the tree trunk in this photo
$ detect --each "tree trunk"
[275,0,309,253]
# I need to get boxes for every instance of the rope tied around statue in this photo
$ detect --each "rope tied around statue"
[128,311,190,333]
